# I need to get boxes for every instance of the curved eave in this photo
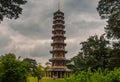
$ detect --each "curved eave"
[54,11,64,16]
[47,68,66,71]
[53,20,65,24]
[47,68,72,72]
[52,30,65,34]
[50,50,67,53]
[54,16,64,19]
[49,58,68,62]
[54,18,64,21]
[52,36,66,39]
[51,42,66,46]
[53,25,65,29]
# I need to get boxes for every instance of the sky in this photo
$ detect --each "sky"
[0,0,106,66]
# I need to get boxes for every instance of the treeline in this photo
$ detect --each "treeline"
[0,53,44,82]
[67,0,120,73]
[66,0,120,81]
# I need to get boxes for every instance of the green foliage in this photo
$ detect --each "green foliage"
[97,0,120,39]
[0,0,27,22]
[23,58,45,79]
[35,64,45,77]
[65,68,120,82]
[97,0,119,19]
[108,41,120,69]
[0,54,45,82]
[0,53,29,82]
[23,58,37,76]
[97,0,120,69]
[68,35,111,73]
[105,12,120,39]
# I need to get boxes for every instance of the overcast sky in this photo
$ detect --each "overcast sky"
[0,0,106,66]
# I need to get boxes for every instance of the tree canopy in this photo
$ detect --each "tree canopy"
[67,35,111,73]
[23,58,45,77]
[97,0,120,19]
[97,0,120,39]
[105,13,120,39]
[0,0,27,22]
[97,0,120,69]
[0,53,29,82]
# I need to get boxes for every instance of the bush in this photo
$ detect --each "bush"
[65,68,120,82]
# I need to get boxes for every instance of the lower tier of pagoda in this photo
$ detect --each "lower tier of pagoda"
[48,68,70,72]
[51,66,66,69]
[50,50,67,53]
[49,58,68,62]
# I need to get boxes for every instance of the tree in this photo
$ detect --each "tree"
[36,64,44,77]
[0,53,28,82]
[81,35,110,69]
[68,35,111,73]
[0,0,27,22]
[97,0,120,39]
[108,41,120,69]
[97,0,120,69]
[67,52,87,73]
[23,58,44,82]
[23,58,37,76]
[105,13,120,39]
[0,58,4,81]
[97,0,120,19]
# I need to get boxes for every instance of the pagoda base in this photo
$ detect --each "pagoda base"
[46,68,71,78]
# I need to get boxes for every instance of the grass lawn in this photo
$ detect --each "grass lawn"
[28,77,38,82]
[28,77,66,82]
[42,78,66,82]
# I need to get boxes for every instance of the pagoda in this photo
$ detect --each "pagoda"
[47,5,71,78]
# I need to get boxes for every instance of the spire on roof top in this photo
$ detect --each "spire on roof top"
[58,2,60,10]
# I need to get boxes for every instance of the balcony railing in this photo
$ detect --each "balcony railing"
[50,58,66,61]
[54,16,64,19]
[53,41,64,43]
[52,30,65,34]
[54,34,64,36]
[53,21,65,24]
[52,36,66,40]
[53,48,64,50]
[53,24,65,28]
[52,66,66,68]
[55,18,63,20]
[54,28,63,30]
[55,22,63,25]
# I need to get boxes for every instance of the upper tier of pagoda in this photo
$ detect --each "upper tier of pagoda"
[50,7,67,61]
[54,10,64,16]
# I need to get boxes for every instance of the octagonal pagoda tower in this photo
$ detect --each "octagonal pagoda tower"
[48,6,71,78]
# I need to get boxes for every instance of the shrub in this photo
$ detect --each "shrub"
[65,68,120,82]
